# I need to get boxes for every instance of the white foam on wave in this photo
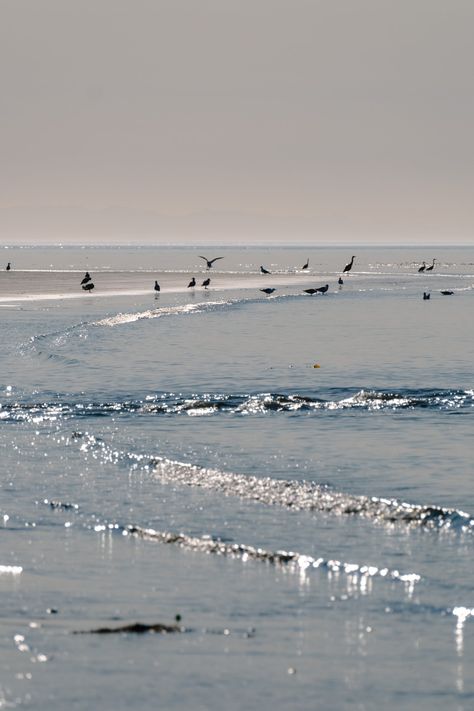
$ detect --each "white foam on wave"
[0,565,23,575]
[148,458,473,530]
[92,300,233,327]
[119,525,421,589]
[75,433,474,532]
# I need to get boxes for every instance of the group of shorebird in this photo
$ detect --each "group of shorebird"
[259,254,355,297]
[3,254,454,298]
[417,258,455,298]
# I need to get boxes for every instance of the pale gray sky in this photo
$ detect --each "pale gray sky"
[1,0,473,244]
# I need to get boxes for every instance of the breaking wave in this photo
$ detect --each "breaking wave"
[2,388,473,423]
[115,524,421,587]
[73,433,474,533]
[91,299,237,327]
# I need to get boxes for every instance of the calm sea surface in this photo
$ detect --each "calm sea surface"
[0,245,473,710]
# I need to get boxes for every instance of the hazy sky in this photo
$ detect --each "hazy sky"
[1,0,473,244]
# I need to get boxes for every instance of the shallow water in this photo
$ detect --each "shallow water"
[1,245,473,709]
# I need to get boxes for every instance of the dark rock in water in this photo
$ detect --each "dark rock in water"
[73,616,183,635]
[44,499,79,511]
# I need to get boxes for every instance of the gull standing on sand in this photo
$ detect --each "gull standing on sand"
[304,285,328,294]
[199,256,223,269]
[342,256,356,274]
[187,277,196,288]
[202,278,211,289]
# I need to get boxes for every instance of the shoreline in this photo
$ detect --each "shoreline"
[0,270,318,303]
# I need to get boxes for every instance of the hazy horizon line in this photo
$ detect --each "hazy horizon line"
[1,242,471,249]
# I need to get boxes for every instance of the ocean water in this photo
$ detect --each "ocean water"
[0,245,473,710]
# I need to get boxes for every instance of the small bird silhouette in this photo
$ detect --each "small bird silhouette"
[423,292,431,300]
[202,277,211,288]
[440,290,454,295]
[425,258,436,272]
[199,256,223,269]
[418,261,426,273]
[260,288,275,295]
[302,258,309,270]
[82,282,95,292]
[154,280,160,292]
[342,256,356,274]
[338,277,344,285]
[6,262,11,271]
[81,272,91,285]
[260,265,271,274]
[315,284,329,294]
[303,288,317,295]
[187,277,196,288]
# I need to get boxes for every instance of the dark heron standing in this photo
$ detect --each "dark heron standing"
[260,266,271,274]
[202,278,211,289]
[425,258,436,272]
[302,258,309,270]
[187,277,196,288]
[342,256,356,274]
[154,281,160,292]
[199,256,223,269]
[260,288,275,295]
[418,261,426,273]
[82,282,95,292]
[81,272,91,285]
